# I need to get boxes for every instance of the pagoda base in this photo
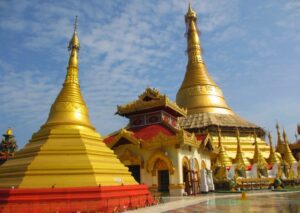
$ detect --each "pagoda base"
[0,185,154,213]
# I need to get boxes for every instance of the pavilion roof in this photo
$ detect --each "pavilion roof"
[117,88,187,117]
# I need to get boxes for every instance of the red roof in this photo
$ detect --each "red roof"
[104,134,115,144]
[130,124,175,140]
[196,134,207,142]
[104,124,175,145]
[290,140,300,149]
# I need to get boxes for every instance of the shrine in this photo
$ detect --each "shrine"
[104,88,214,196]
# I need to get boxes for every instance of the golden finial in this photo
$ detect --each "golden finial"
[5,127,13,136]
[68,16,80,51]
[185,1,197,21]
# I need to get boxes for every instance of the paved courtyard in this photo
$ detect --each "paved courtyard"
[128,191,300,213]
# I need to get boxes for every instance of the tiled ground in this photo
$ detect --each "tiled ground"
[163,192,300,213]
[128,191,300,213]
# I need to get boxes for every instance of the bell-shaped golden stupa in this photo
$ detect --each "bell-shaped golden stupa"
[176,3,232,115]
[0,19,137,188]
[177,4,270,162]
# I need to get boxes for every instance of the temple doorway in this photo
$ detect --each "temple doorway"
[128,165,141,183]
[158,170,169,193]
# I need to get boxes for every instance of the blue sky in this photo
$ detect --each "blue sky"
[0,0,299,148]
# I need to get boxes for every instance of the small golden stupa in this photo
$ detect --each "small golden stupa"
[267,132,281,165]
[0,18,137,188]
[282,129,297,165]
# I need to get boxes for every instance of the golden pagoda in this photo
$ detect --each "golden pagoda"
[252,131,268,168]
[215,126,231,167]
[282,129,297,165]
[267,132,281,165]
[234,128,250,167]
[0,19,137,189]
[275,122,285,154]
[176,3,271,164]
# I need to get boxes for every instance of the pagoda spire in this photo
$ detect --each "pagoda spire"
[282,129,297,165]
[216,126,232,167]
[43,16,94,131]
[176,3,233,115]
[268,132,281,165]
[252,131,267,168]
[275,122,284,154]
[234,128,249,167]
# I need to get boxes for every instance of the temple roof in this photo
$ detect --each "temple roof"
[104,122,211,150]
[117,87,187,117]
[104,124,176,145]
[290,140,300,149]
[178,112,260,129]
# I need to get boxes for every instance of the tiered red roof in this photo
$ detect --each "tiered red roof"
[104,124,209,147]
[130,124,175,140]
[104,124,175,145]
[196,134,206,142]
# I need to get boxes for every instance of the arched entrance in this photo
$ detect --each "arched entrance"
[154,159,169,192]
[146,152,175,193]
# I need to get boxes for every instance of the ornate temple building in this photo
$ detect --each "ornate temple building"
[104,88,214,196]
[0,19,153,212]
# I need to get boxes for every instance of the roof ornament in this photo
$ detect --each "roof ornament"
[74,15,78,33]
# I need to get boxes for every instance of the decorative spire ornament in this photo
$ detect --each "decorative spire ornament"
[215,126,231,167]
[234,128,249,167]
[275,122,284,154]
[268,132,281,165]
[252,131,267,168]
[282,129,297,165]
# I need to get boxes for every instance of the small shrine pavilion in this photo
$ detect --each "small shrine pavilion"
[104,88,214,196]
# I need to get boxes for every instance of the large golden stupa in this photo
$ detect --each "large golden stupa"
[0,20,137,188]
[176,4,272,164]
